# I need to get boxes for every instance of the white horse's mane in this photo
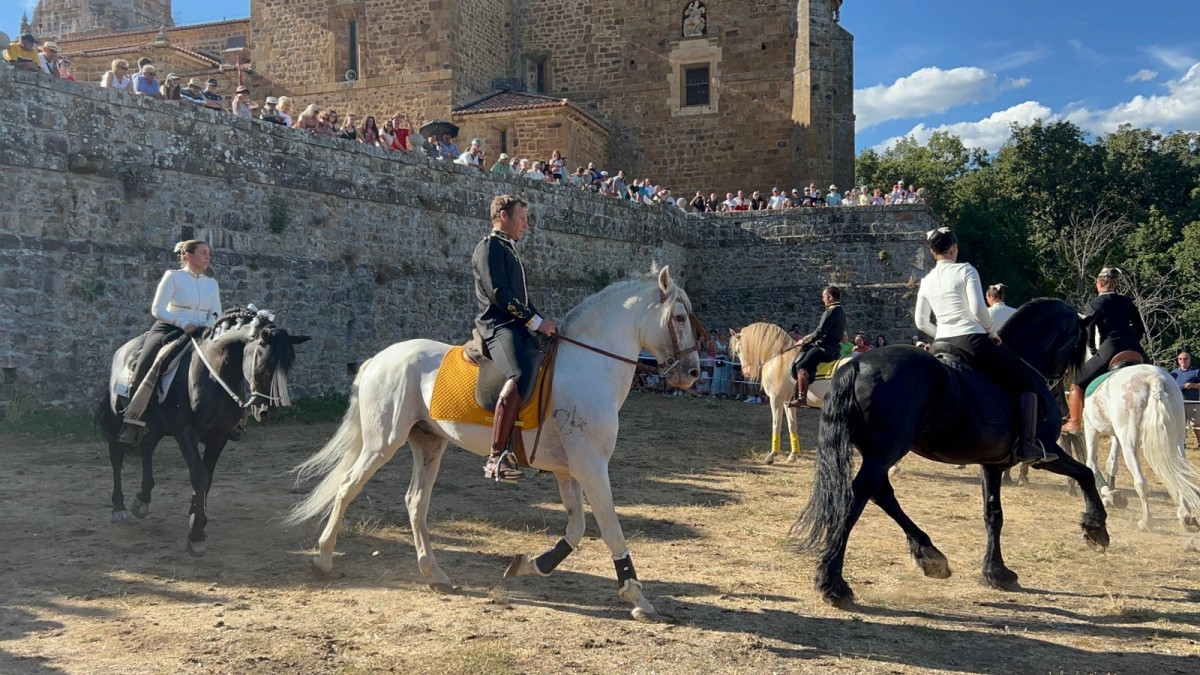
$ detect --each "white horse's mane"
[562,272,689,331]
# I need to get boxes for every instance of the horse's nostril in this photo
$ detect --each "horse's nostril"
[688,368,700,379]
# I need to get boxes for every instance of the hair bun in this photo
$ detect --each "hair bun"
[173,241,187,254]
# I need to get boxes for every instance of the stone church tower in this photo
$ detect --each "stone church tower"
[31,0,174,40]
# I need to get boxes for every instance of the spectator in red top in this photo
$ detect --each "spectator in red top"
[851,332,872,354]
[389,114,413,151]
[58,57,78,82]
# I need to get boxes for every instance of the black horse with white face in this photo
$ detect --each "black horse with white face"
[792,299,1109,607]
[97,307,309,554]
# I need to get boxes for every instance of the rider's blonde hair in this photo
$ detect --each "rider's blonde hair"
[174,240,208,268]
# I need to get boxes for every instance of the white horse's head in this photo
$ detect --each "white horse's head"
[641,266,702,390]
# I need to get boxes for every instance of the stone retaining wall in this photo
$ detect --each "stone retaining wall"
[0,66,933,408]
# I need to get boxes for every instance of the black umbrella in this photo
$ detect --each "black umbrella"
[419,120,459,140]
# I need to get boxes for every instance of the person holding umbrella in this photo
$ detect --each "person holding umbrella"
[417,120,461,160]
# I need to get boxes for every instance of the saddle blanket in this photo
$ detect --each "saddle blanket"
[814,356,851,382]
[1085,370,1117,398]
[428,346,549,429]
[111,340,189,409]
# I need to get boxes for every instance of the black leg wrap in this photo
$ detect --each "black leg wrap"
[534,538,575,576]
[614,553,638,587]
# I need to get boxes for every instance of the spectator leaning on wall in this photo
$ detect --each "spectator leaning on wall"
[4,33,41,72]
[1171,351,1200,447]
[38,41,60,77]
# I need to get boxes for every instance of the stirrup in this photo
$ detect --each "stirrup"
[485,450,525,482]
[1015,438,1056,466]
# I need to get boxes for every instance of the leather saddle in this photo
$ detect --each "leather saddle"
[1108,349,1144,371]
[929,343,1012,426]
[117,331,194,405]
[461,329,549,411]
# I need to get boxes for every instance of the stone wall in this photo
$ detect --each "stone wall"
[32,0,174,40]
[0,66,930,409]
[454,106,610,174]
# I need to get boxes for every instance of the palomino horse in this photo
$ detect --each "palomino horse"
[1077,364,1200,532]
[793,299,1109,607]
[286,268,701,622]
[729,322,854,464]
[98,307,308,554]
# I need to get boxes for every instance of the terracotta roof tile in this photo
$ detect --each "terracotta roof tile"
[452,90,608,131]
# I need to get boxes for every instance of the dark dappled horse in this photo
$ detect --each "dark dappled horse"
[793,299,1109,607]
[97,308,309,554]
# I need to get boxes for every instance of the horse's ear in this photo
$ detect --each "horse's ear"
[657,265,673,296]
[290,335,312,345]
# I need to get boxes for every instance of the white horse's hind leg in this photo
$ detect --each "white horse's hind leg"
[405,426,452,590]
[764,398,783,465]
[505,472,586,578]
[313,427,405,575]
[572,458,661,623]
[1117,425,1152,531]
[784,401,801,463]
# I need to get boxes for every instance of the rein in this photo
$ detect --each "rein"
[190,336,289,409]
[515,289,700,467]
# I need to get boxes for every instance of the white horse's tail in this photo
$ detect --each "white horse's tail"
[1139,375,1200,517]
[284,363,368,527]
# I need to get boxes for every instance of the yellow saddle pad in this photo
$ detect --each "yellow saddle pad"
[814,357,849,381]
[428,346,548,429]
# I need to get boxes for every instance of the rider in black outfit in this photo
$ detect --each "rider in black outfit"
[473,194,558,481]
[787,286,846,408]
[1063,267,1147,433]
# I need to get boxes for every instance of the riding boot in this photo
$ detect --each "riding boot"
[228,424,246,441]
[484,379,525,481]
[117,419,144,446]
[787,370,811,409]
[1015,392,1055,465]
[1062,384,1084,434]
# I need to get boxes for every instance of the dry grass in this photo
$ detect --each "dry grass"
[2,394,1199,673]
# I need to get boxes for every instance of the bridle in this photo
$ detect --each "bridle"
[553,289,701,378]
[190,331,291,410]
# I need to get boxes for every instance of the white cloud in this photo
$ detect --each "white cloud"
[873,101,1057,153]
[870,61,1200,154]
[1145,46,1196,71]
[1125,69,1159,83]
[1069,62,1200,135]
[854,66,1030,130]
[987,46,1050,71]
[1068,39,1104,64]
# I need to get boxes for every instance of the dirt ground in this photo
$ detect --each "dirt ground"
[2,394,1200,674]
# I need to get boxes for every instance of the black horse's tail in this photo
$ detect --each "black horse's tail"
[791,358,859,553]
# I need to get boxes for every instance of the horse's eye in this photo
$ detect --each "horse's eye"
[674,316,686,323]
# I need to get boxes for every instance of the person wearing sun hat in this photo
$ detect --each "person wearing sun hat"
[491,152,512,175]
[825,184,841,206]
[38,41,60,76]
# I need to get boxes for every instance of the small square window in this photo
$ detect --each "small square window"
[684,66,710,107]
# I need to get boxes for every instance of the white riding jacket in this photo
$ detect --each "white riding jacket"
[914,259,995,339]
[152,268,222,329]
[987,302,1017,332]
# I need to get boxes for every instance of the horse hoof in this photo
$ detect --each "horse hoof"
[785,453,800,464]
[631,606,664,623]
[430,582,459,594]
[311,557,333,579]
[131,498,150,519]
[819,580,855,609]
[983,569,1019,590]
[504,554,530,578]
[763,452,776,465]
[1183,516,1200,533]
[1084,527,1110,552]
[1138,520,1151,532]
[1112,491,1129,510]
[914,546,952,579]
[111,510,128,523]
[186,539,207,556]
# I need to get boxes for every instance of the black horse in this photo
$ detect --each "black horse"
[793,299,1109,607]
[97,308,309,554]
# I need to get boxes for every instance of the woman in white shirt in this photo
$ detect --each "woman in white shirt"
[119,240,223,444]
[914,228,1054,465]
[985,283,1017,331]
[100,59,132,92]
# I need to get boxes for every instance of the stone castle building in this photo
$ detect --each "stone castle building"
[24,0,855,195]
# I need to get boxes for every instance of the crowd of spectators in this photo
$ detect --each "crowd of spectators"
[5,32,924,213]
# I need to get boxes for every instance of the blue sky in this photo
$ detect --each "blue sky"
[12,0,1199,154]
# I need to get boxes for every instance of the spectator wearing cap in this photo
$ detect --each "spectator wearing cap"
[453,138,484,168]
[180,78,204,105]
[101,59,132,91]
[160,73,181,100]
[232,85,257,118]
[4,33,40,72]
[38,41,60,77]
[132,64,160,97]
[202,78,225,110]
[58,57,77,82]
[260,97,285,124]
[491,152,511,174]
[767,187,786,210]
[825,185,841,206]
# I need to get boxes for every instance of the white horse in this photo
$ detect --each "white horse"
[1081,364,1200,532]
[729,322,853,465]
[286,268,701,621]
